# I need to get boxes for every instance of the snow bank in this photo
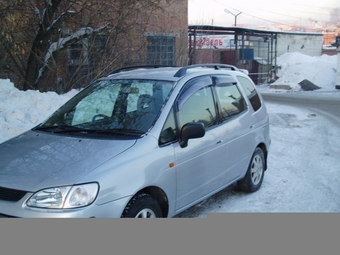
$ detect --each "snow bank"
[272,52,337,91]
[0,79,78,143]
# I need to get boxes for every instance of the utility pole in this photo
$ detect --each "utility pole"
[224,9,242,26]
[224,9,242,67]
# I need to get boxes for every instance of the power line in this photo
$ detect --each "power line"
[212,0,333,24]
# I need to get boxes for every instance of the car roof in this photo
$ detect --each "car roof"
[102,64,247,82]
[106,66,182,81]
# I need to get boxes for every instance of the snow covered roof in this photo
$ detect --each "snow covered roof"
[188,25,324,37]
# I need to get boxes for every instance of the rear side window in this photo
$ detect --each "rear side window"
[237,76,262,112]
[215,84,246,122]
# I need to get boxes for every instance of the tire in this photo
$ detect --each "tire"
[121,193,162,218]
[237,147,265,193]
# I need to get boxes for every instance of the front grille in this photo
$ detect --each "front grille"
[0,186,27,202]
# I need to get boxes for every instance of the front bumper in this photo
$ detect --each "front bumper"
[0,193,132,218]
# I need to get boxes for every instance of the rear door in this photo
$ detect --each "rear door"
[212,75,256,184]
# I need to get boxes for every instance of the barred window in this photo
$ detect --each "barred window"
[147,36,175,66]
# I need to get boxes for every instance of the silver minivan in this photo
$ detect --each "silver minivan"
[0,64,270,218]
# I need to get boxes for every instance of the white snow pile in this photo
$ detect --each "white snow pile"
[271,52,337,91]
[0,79,78,143]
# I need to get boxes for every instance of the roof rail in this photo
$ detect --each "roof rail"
[174,64,239,77]
[108,65,177,75]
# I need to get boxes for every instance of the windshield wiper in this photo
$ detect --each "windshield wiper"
[33,125,91,133]
[33,125,144,135]
[96,129,144,135]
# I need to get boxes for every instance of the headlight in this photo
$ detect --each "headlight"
[26,183,99,209]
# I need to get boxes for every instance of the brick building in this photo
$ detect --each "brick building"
[145,0,188,66]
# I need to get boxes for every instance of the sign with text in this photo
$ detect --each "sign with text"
[189,35,235,49]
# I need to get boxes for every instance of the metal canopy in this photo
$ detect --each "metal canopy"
[188,25,322,84]
[188,25,279,70]
[188,25,322,36]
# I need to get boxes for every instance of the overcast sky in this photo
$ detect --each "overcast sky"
[188,0,340,27]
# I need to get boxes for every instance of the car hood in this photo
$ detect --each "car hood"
[0,130,136,192]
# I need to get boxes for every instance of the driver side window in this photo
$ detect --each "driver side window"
[178,86,217,130]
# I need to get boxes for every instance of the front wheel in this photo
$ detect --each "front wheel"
[121,193,162,218]
[237,147,265,193]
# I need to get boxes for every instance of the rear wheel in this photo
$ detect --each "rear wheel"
[237,147,265,193]
[121,193,162,218]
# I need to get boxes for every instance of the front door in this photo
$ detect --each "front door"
[173,77,228,211]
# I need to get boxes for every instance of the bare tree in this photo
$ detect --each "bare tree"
[0,0,173,93]
[0,1,31,85]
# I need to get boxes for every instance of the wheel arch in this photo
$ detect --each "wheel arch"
[257,143,268,170]
[135,186,169,218]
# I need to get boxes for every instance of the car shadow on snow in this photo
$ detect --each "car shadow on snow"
[174,183,249,218]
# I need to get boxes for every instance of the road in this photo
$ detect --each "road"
[262,93,340,124]
[175,92,340,217]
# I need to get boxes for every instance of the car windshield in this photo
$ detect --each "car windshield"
[36,79,175,135]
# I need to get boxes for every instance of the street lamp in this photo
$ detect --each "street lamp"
[224,9,242,67]
[224,9,242,26]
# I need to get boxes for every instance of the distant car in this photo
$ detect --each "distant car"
[0,64,270,218]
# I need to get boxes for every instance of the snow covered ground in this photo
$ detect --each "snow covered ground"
[1,52,339,216]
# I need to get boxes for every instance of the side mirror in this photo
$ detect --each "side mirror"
[179,122,205,148]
